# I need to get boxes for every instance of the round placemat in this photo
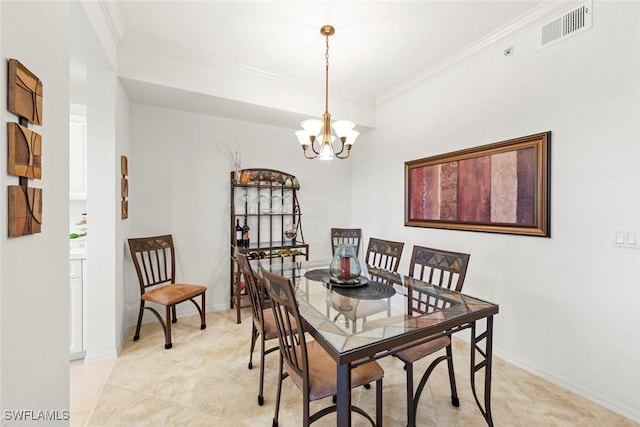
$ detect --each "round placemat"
[304,268,331,283]
[330,281,396,300]
[304,268,396,299]
[304,269,368,287]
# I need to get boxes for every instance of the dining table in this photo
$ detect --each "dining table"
[259,258,499,427]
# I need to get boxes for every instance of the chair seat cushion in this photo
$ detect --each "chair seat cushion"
[394,336,450,364]
[286,341,384,401]
[361,314,450,364]
[142,283,207,306]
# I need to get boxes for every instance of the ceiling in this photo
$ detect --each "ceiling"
[85,1,555,128]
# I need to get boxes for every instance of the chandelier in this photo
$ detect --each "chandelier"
[295,25,359,160]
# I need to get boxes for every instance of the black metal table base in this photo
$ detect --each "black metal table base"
[470,316,494,427]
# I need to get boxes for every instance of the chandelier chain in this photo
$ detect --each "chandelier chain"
[325,33,330,114]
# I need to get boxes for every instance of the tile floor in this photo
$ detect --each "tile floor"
[71,309,638,426]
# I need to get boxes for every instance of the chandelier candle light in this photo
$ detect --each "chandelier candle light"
[295,25,359,160]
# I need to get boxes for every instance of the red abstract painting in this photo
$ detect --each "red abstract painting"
[405,132,550,237]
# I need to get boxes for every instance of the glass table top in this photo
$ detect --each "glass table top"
[259,259,499,356]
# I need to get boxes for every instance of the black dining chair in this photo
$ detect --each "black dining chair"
[397,245,470,427]
[127,234,207,349]
[259,262,384,427]
[364,237,404,273]
[330,227,362,256]
[235,248,288,406]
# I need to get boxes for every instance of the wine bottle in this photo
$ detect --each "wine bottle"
[242,217,250,248]
[235,219,242,247]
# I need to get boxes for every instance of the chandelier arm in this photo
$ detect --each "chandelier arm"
[334,145,352,159]
[302,145,319,159]
[333,140,346,156]
[310,139,322,155]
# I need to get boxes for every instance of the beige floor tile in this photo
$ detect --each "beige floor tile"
[70,309,639,427]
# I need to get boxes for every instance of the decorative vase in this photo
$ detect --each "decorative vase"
[240,170,250,184]
[284,222,297,243]
[329,244,361,283]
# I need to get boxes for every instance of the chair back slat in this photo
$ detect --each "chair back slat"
[407,245,470,315]
[235,249,266,325]
[128,235,176,293]
[365,237,404,273]
[331,228,362,256]
[259,264,308,386]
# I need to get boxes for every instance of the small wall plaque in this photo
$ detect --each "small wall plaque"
[121,155,128,219]
[8,59,43,125]
[8,185,42,237]
[8,122,42,179]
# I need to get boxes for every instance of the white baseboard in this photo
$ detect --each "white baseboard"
[83,349,117,363]
[494,349,639,423]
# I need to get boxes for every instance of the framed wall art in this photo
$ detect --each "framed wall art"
[405,132,550,237]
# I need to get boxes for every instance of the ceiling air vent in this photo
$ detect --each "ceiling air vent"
[538,1,592,49]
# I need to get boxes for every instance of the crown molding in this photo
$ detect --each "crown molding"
[118,31,289,86]
[78,0,119,70]
[377,0,583,106]
[98,0,126,42]
[118,30,374,110]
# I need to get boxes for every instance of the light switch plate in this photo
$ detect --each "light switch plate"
[626,232,637,246]
[614,230,640,249]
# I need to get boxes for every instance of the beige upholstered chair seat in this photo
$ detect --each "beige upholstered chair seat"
[142,283,207,306]
[394,336,450,364]
[286,340,384,401]
[362,314,450,363]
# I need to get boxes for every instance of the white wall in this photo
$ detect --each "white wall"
[85,69,119,362]
[0,1,70,423]
[115,83,131,353]
[125,103,352,327]
[352,2,640,421]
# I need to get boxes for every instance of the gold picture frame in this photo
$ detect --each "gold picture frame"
[405,132,550,237]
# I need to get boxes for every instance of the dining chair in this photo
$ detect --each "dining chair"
[330,227,362,256]
[397,245,470,427]
[259,263,384,427]
[235,248,282,406]
[127,234,207,349]
[365,237,404,273]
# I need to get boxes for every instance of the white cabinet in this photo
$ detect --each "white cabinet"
[69,259,85,359]
[69,104,87,200]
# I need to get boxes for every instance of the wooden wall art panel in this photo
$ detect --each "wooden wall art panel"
[121,200,128,220]
[7,59,43,125]
[7,122,42,179]
[121,155,128,176]
[121,178,128,198]
[121,155,128,219]
[8,185,42,237]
